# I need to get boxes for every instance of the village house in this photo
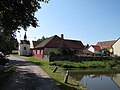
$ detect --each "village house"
[84,40,119,56]
[88,45,101,55]
[18,32,30,56]
[31,34,85,60]
[112,38,120,56]
[96,40,116,55]
[18,32,120,57]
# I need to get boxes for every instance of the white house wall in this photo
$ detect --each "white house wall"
[19,44,30,56]
[88,46,95,53]
[112,39,120,56]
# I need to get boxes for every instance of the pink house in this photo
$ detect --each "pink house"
[31,35,85,60]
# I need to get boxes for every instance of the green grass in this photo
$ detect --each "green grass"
[50,60,120,69]
[28,57,82,90]
[27,57,120,90]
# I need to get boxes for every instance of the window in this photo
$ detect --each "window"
[24,47,26,50]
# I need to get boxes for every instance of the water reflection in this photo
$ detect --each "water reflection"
[70,72,120,90]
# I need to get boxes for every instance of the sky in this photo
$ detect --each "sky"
[16,0,120,45]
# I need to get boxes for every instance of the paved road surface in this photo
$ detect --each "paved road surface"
[1,55,61,90]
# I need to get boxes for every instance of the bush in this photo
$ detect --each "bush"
[50,60,120,69]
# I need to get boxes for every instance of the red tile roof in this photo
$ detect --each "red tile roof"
[96,40,116,49]
[91,45,101,50]
[64,40,85,49]
[35,35,62,48]
[34,35,85,50]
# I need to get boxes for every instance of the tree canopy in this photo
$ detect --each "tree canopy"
[0,0,49,54]
[0,29,18,54]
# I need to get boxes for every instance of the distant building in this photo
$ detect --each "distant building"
[88,45,101,55]
[31,34,85,60]
[96,40,116,50]
[18,32,30,56]
[112,38,120,56]
[96,40,116,55]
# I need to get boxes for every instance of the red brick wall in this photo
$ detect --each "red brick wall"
[31,49,44,60]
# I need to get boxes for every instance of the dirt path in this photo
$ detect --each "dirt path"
[1,55,61,90]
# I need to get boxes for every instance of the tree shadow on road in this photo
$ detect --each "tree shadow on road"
[0,65,61,90]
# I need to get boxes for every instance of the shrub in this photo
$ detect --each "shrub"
[50,60,120,69]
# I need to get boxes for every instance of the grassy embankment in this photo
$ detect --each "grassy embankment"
[28,57,82,90]
[50,60,120,71]
[28,57,120,90]
[51,60,120,74]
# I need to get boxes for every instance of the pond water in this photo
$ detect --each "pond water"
[69,71,120,90]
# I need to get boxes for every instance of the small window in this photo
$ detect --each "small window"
[24,47,26,50]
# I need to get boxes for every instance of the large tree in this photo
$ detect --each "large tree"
[0,0,49,54]
[0,0,49,33]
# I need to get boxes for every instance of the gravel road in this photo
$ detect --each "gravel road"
[0,55,61,90]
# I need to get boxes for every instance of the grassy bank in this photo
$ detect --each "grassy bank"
[50,60,120,69]
[27,57,120,90]
[28,57,82,90]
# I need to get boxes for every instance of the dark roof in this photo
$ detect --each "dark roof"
[32,41,42,47]
[34,35,85,50]
[20,40,30,45]
[82,49,93,54]
[35,35,62,48]
[91,45,101,50]
[64,40,85,49]
[96,40,116,49]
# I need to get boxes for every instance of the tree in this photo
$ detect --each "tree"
[0,0,49,32]
[37,36,48,41]
[58,42,74,55]
[0,0,49,54]
[0,31,18,54]
[102,48,110,56]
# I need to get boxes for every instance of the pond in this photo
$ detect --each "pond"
[69,70,120,90]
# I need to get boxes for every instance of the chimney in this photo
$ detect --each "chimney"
[61,34,64,39]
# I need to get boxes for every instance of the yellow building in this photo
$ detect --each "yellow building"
[112,38,120,56]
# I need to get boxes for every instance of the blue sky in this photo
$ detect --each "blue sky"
[17,0,120,45]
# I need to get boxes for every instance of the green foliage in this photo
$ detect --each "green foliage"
[0,0,40,31]
[50,60,120,69]
[0,33,18,54]
[45,48,59,55]
[0,0,49,54]
[37,36,48,41]
[0,0,49,32]
[102,48,111,56]
[27,57,81,90]
[58,43,75,55]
